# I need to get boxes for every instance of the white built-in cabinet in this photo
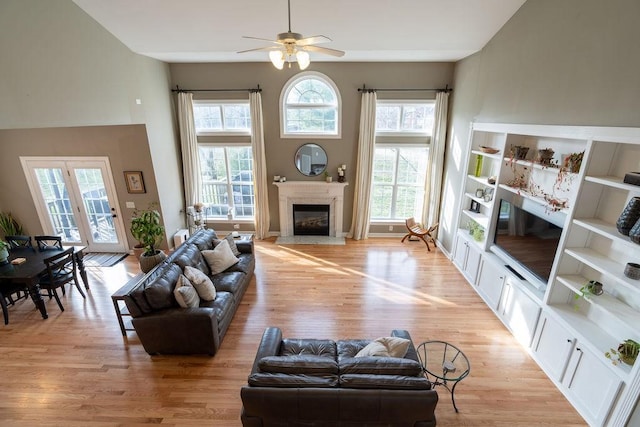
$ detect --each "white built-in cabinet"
[452,122,640,426]
[452,232,481,284]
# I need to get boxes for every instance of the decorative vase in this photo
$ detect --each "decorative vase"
[511,145,529,160]
[537,148,554,165]
[326,176,332,183]
[617,197,640,236]
[630,218,640,244]
[624,262,640,280]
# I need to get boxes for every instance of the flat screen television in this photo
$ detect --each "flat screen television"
[492,198,564,287]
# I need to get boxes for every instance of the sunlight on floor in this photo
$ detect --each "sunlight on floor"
[255,242,456,307]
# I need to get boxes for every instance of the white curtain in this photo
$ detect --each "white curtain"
[348,91,377,240]
[177,92,201,208]
[424,91,449,229]
[250,91,270,239]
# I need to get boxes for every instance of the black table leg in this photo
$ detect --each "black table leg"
[75,252,89,289]
[27,283,48,319]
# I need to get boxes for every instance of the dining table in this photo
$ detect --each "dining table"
[0,245,88,319]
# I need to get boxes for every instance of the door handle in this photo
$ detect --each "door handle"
[112,214,117,218]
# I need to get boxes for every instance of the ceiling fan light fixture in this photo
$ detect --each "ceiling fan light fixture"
[269,50,285,70]
[296,50,310,70]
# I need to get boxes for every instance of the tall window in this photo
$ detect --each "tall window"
[370,100,434,221]
[198,146,254,219]
[371,147,429,220]
[280,72,341,138]
[193,101,251,134]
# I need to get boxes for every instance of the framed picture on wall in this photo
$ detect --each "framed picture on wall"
[124,171,146,194]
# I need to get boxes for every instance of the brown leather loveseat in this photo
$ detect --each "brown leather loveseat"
[122,229,254,355]
[241,327,438,426]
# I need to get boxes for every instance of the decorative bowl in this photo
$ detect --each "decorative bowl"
[480,146,500,154]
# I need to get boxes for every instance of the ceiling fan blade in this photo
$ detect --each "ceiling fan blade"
[237,46,281,54]
[296,35,332,46]
[303,45,345,57]
[242,36,283,45]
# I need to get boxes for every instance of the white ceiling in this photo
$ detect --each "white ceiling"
[72,0,526,63]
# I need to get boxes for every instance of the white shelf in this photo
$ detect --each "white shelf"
[585,175,640,192]
[564,247,640,294]
[471,149,502,160]
[556,274,640,328]
[502,157,569,175]
[461,209,490,229]
[498,183,570,214]
[464,192,494,208]
[573,218,637,249]
[467,174,496,187]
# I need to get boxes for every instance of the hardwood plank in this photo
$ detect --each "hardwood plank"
[0,238,586,426]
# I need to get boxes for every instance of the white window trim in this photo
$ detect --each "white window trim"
[279,71,342,139]
[193,99,251,136]
[375,99,435,137]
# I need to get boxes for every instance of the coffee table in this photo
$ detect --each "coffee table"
[416,340,470,412]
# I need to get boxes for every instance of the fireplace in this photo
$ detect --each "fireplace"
[273,181,348,238]
[293,204,330,236]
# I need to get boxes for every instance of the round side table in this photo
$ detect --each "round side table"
[416,340,470,413]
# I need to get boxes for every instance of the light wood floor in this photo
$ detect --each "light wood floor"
[0,238,586,426]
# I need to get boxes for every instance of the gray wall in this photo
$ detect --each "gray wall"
[170,62,454,234]
[0,0,182,249]
[440,0,640,253]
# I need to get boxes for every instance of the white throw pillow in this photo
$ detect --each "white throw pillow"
[173,274,200,308]
[202,239,239,275]
[355,336,411,358]
[183,265,216,301]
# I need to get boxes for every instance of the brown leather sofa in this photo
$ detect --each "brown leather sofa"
[241,327,438,426]
[122,229,254,355]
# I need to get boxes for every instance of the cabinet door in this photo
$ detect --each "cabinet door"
[465,242,481,284]
[499,278,541,347]
[452,233,469,271]
[531,313,574,381]
[562,342,622,426]
[476,258,506,310]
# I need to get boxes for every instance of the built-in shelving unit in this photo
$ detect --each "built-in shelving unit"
[452,122,640,427]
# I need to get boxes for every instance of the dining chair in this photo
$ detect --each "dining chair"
[5,235,33,250]
[39,248,85,312]
[35,235,63,251]
[0,282,29,325]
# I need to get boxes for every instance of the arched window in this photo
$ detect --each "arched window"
[280,72,341,138]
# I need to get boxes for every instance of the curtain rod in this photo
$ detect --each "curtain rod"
[171,84,262,93]
[358,84,452,93]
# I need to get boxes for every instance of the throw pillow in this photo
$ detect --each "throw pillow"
[183,265,216,301]
[225,234,241,256]
[173,274,200,308]
[355,336,411,358]
[202,239,239,275]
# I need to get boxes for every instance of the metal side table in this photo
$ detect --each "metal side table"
[416,340,470,412]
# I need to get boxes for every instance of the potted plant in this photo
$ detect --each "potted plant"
[605,339,640,366]
[0,240,9,265]
[0,212,25,238]
[130,205,167,273]
[324,171,332,183]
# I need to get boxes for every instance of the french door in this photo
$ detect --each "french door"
[21,157,127,253]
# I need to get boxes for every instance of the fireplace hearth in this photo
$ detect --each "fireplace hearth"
[293,204,330,236]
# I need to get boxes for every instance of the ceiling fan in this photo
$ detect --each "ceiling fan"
[238,0,345,70]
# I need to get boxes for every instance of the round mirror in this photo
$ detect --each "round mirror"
[295,143,327,176]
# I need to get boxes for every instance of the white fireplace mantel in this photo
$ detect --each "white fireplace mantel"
[274,181,348,237]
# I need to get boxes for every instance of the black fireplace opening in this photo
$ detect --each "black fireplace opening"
[293,204,330,236]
